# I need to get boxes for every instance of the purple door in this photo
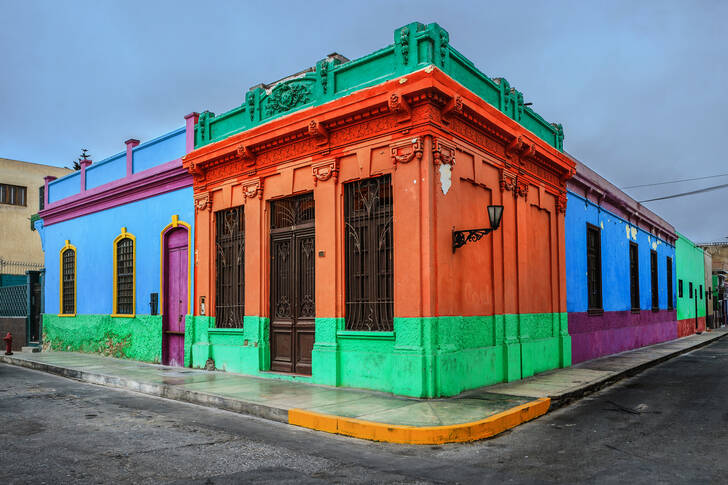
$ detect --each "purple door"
[163,227,188,366]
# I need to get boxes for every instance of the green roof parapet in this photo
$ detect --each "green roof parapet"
[195,22,565,151]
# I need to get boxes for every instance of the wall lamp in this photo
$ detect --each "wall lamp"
[452,205,504,253]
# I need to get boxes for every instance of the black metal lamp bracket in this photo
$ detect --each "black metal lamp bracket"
[452,228,493,253]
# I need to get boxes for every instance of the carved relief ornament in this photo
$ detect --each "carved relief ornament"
[499,168,517,193]
[433,138,456,166]
[312,159,339,185]
[241,178,263,199]
[307,120,329,146]
[557,193,567,213]
[236,144,256,166]
[390,137,423,167]
[387,92,411,122]
[194,192,211,213]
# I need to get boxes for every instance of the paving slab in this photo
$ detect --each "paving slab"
[2,328,725,444]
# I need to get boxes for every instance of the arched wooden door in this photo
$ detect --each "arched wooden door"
[163,227,188,366]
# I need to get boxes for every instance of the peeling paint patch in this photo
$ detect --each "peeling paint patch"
[600,221,604,229]
[425,65,435,73]
[631,227,638,240]
[439,163,452,195]
[652,241,658,250]
[626,225,631,239]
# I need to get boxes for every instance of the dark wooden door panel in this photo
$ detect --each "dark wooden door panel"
[269,194,315,376]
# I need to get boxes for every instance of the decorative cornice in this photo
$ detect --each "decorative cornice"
[432,138,456,166]
[241,178,263,199]
[390,136,424,167]
[387,92,411,122]
[312,159,339,185]
[194,192,211,213]
[39,160,191,226]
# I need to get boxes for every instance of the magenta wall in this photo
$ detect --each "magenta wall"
[569,310,677,363]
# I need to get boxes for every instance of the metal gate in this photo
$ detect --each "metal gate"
[269,193,315,375]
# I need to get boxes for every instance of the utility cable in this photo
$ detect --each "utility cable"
[638,182,728,203]
[622,173,728,189]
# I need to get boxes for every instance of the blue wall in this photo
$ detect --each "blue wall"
[133,128,185,174]
[44,187,194,315]
[565,192,676,313]
[46,127,185,204]
[86,152,126,190]
[48,171,81,203]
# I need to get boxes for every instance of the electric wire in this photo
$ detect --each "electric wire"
[638,182,728,203]
[622,173,728,189]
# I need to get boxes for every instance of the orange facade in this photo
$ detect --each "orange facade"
[184,67,574,395]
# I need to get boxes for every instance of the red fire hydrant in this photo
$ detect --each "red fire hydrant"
[3,332,12,355]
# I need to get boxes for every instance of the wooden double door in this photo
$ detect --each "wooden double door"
[269,194,315,375]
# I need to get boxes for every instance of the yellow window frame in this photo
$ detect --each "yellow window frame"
[112,227,136,317]
[58,240,76,317]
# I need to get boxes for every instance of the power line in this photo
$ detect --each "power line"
[639,182,728,203]
[622,173,728,189]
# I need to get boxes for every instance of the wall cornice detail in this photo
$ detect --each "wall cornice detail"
[39,160,191,226]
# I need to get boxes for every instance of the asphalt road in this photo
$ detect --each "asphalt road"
[2,338,728,484]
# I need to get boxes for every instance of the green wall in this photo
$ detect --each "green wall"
[676,233,707,321]
[195,22,564,152]
[43,314,163,362]
[186,313,571,398]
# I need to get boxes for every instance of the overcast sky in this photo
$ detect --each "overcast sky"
[1,0,726,243]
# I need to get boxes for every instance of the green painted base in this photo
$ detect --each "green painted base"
[187,312,571,398]
[42,313,162,362]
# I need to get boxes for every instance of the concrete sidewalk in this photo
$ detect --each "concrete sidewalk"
[2,329,725,444]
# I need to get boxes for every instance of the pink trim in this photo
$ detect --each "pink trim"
[184,113,199,154]
[43,176,57,208]
[79,160,92,192]
[39,159,192,226]
[125,139,140,177]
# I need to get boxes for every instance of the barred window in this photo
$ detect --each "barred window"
[667,257,674,310]
[629,242,639,311]
[61,248,75,314]
[586,224,602,312]
[344,175,394,331]
[116,237,134,315]
[215,206,245,328]
[650,250,659,310]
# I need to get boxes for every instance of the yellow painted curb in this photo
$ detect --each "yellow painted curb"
[288,397,550,444]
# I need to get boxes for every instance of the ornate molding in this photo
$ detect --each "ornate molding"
[387,92,411,122]
[307,120,329,146]
[241,178,263,199]
[499,168,517,193]
[516,180,529,198]
[441,95,463,121]
[194,192,211,213]
[390,137,423,167]
[236,144,256,166]
[433,138,456,166]
[312,159,339,185]
[556,193,567,213]
[266,82,310,116]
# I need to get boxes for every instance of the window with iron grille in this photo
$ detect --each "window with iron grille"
[586,224,602,312]
[667,257,674,310]
[689,282,693,299]
[650,250,659,310]
[116,237,134,315]
[62,248,75,314]
[215,206,245,328]
[700,284,703,299]
[344,175,394,331]
[0,183,27,206]
[629,242,640,311]
[679,279,683,298]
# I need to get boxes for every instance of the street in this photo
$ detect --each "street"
[2,338,728,484]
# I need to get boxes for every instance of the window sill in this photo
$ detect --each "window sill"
[208,328,245,335]
[337,330,395,340]
[57,313,76,318]
[631,309,641,314]
[587,308,604,316]
[651,308,660,313]
[111,313,135,318]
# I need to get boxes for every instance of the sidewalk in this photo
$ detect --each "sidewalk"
[2,329,725,444]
